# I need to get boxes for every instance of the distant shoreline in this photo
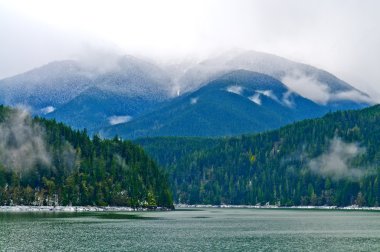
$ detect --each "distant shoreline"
[2,205,380,213]
[0,206,172,213]
[175,204,380,211]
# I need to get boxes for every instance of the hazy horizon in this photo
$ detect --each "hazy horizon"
[1,0,379,100]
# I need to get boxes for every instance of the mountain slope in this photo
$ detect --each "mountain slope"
[0,60,91,112]
[138,105,380,206]
[101,70,327,138]
[45,87,163,132]
[0,51,372,135]
[0,55,176,132]
[176,50,372,108]
[0,55,173,115]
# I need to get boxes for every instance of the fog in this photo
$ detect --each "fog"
[0,107,51,172]
[1,0,380,100]
[0,107,77,173]
[281,71,374,105]
[308,137,369,181]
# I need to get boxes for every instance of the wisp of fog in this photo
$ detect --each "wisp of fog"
[308,137,368,181]
[0,108,76,173]
[0,108,51,172]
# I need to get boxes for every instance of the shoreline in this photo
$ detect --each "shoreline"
[0,206,171,213]
[175,204,380,211]
[2,204,380,212]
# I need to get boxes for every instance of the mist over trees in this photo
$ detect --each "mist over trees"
[0,106,173,208]
[138,105,380,207]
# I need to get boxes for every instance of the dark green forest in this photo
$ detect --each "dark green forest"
[3,104,380,208]
[0,105,173,208]
[138,105,380,207]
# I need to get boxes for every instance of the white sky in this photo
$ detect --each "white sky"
[0,0,379,99]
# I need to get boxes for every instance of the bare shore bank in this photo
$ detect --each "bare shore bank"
[0,206,171,212]
[175,204,380,211]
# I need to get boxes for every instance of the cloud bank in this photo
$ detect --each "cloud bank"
[1,0,380,100]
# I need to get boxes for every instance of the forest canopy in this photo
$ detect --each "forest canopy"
[137,105,380,207]
[0,105,173,208]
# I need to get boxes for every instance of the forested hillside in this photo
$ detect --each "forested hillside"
[102,70,331,139]
[138,105,380,207]
[0,105,173,208]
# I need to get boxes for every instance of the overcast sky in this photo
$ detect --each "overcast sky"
[1,0,379,99]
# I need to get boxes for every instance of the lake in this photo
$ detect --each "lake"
[1,208,380,251]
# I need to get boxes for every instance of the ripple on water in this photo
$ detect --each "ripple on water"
[1,209,380,251]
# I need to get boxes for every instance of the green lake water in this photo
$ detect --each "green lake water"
[1,208,380,251]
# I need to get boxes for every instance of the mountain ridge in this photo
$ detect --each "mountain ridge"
[0,50,372,136]
[100,70,334,139]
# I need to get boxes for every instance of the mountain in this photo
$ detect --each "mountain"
[0,60,91,112]
[0,51,372,135]
[89,55,173,99]
[137,105,380,207]
[0,105,173,208]
[44,87,164,132]
[0,55,173,119]
[175,50,372,108]
[100,70,329,138]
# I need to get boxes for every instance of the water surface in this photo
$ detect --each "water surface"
[1,208,380,251]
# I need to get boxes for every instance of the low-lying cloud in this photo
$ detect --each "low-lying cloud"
[0,108,51,172]
[282,71,333,105]
[332,90,374,104]
[40,106,55,114]
[282,90,295,108]
[75,45,124,75]
[282,71,374,105]
[256,90,278,101]
[226,85,243,95]
[108,115,133,125]
[251,89,294,108]
[190,97,198,105]
[308,137,367,181]
[249,93,261,105]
